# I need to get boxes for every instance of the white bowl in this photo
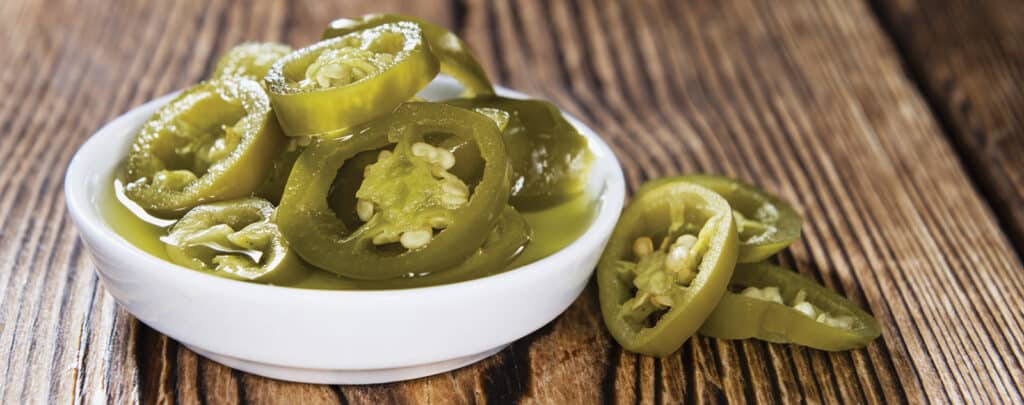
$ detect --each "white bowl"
[64,77,625,384]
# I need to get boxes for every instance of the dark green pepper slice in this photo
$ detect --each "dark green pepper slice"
[255,146,302,205]
[162,198,306,284]
[642,175,802,263]
[323,13,494,96]
[123,78,287,217]
[344,206,530,289]
[210,42,293,81]
[277,102,511,280]
[266,22,440,137]
[699,262,881,351]
[598,180,739,357]
[446,96,592,211]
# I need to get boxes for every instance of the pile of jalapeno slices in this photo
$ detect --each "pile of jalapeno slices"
[597,176,882,356]
[117,14,591,286]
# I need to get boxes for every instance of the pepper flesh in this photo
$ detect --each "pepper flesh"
[446,96,592,210]
[123,78,287,217]
[211,42,293,81]
[323,13,494,96]
[699,262,881,350]
[597,180,739,357]
[266,22,440,137]
[642,175,802,263]
[276,102,511,280]
[163,198,306,284]
[340,206,530,289]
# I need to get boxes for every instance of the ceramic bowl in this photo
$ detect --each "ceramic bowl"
[64,77,626,384]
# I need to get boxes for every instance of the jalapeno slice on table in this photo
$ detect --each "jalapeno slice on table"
[323,13,494,96]
[265,22,440,137]
[277,102,512,280]
[598,181,739,357]
[446,96,592,211]
[162,198,306,284]
[642,175,802,263]
[699,262,881,350]
[123,78,287,217]
[210,42,293,81]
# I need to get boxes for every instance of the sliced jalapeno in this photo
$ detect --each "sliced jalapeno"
[266,22,440,137]
[210,42,293,81]
[699,262,881,351]
[277,102,511,280]
[446,96,592,211]
[598,180,739,357]
[162,198,306,284]
[255,146,302,205]
[642,175,802,263]
[347,206,530,289]
[124,78,287,217]
[323,13,494,96]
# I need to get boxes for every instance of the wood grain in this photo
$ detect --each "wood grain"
[1,0,1022,403]
[871,0,1024,253]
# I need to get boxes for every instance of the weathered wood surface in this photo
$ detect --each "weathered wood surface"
[1,0,1022,403]
[872,0,1024,254]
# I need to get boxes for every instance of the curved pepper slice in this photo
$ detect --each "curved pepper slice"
[642,175,802,263]
[446,96,592,210]
[277,102,511,280]
[210,42,293,81]
[598,180,739,357]
[347,206,530,289]
[162,198,306,284]
[124,78,287,217]
[323,13,494,96]
[266,22,440,137]
[255,147,302,205]
[699,262,881,351]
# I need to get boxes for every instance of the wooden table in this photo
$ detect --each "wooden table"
[2,0,1022,403]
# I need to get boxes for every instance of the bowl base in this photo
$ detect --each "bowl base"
[185,344,508,385]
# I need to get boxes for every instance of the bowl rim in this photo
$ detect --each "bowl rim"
[65,77,626,299]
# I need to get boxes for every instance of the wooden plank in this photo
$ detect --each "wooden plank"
[872,0,1024,253]
[0,0,1022,403]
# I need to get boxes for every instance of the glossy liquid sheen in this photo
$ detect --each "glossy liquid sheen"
[103,178,596,290]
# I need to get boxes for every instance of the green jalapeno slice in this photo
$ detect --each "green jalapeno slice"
[642,175,802,263]
[598,180,739,357]
[323,13,494,96]
[342,206,530,289]
[210,42,293,81]
[255,146,302,205]
[446,96,592,211]
[276,102,511,280]
[162,198,306,284]
[699,262,881,351]
[123,78,287,217]
[265,22,440,137]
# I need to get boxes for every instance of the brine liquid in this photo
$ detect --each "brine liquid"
[102,178,597,290]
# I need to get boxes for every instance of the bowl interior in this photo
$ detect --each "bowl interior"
[65,76,626,296]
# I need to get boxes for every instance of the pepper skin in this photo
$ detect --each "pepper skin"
[163,198,306,284]
[340,206,531,289]
[124,78,287,217]
[211,42,293,81]
[446,96,592,211]
[266,22,440,137]
[642,175,802,263]
[276,102,511,280]
[699,262,881,351]
[598,180,739,357]
[323,13,494,96]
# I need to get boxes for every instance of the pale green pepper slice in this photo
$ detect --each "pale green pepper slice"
[162,198,306,284]
[265,22,440,137]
